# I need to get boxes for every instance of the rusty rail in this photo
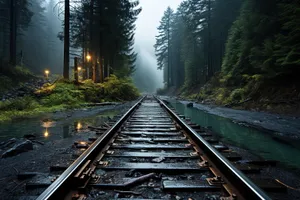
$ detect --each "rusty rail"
[35,95,273,200]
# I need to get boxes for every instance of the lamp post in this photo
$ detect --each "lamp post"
[78,66,82,81]
[45,70,50,79]
[86,54,91,62]
[86,54,91,79]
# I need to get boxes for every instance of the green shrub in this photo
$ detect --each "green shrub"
[41,92,81,107]
[14,66,33,77]
[102,75,140,101]
[0,96,40,111]
[82,80,103,103]
[229,88,245,102]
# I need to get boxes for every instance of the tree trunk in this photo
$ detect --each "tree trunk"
[207,0,213,78]
[9,0,17,66]
[89,0,95,81]
[167,14,170,88]
[104,55,108,79]
[63,0,70,79]
[82,31,88,80]
[74,57,78,83]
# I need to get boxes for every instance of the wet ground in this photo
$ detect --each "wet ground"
[0,105,120,142]
[0,101,136,200]
[165,98,300,170]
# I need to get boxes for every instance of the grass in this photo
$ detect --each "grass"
[0,75,140,122]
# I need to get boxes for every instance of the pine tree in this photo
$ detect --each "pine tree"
[154,7,174,87]
[71,0,141,82]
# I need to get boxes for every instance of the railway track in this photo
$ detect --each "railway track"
[23,96,288,200]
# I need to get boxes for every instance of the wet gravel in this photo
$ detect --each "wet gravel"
[0,101,136,200]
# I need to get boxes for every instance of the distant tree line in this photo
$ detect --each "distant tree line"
[1,0,141,81]
[0,0,63,74]
[70,0,142,82]
[155,0,300,97]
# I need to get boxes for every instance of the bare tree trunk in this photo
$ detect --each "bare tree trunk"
[74,57,79,83]
[63,0,70,79]
[167,14,170,88]
[89,0,95,82]
[207,0,213,78]
[9,0,17,66]
[97,0,103,83]
[82,31,87,80]
[98,33,103,83]
[104,55,108,79]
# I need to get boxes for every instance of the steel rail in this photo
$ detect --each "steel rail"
[36,96,145,200]
[156,96,271,200]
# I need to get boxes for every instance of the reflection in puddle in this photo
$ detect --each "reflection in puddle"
[42,120,56,128]
[44,128,49,137]
[0,108,120,142]
[76,122,82,131]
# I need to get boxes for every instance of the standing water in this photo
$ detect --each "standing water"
[169,100,300,169]
[0,109,119,142]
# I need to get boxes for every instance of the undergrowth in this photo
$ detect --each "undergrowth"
[180,72,300,114]
[0,75,140,122]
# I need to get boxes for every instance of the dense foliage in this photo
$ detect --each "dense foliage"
[0,76,140,122]
[156,0,300,111]
[155,0,242,90]
[71,0,142,82]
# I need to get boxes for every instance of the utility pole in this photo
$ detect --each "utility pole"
[9,0,17,66]
[63,0,70,79]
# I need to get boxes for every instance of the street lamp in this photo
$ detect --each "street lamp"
[44,69,50,78]
[86,54,91,62]
[78,66,82,71]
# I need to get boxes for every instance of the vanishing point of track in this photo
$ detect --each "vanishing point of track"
[36,96,273,200]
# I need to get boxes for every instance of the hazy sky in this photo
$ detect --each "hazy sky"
[134,0,183,90]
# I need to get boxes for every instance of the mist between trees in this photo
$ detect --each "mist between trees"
[155,0,300,111]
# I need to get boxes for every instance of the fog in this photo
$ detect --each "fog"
[133,0,183,93]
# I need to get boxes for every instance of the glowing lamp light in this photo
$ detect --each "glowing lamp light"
[44,70,50,78]
[78,67,82,71]
[86,55,91,61]
[44,128,49,137]
[76,122,82,130]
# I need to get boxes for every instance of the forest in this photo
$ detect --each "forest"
[0,0,141,121]
[0,0,300,122]
[155,0,300,113]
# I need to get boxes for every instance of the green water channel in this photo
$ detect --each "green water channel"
[169,101,300,169]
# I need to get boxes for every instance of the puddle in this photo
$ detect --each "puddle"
[0,109,120,142]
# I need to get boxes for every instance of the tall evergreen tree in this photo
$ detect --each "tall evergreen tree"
[154,7,174,87]
[71,0,141,82]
